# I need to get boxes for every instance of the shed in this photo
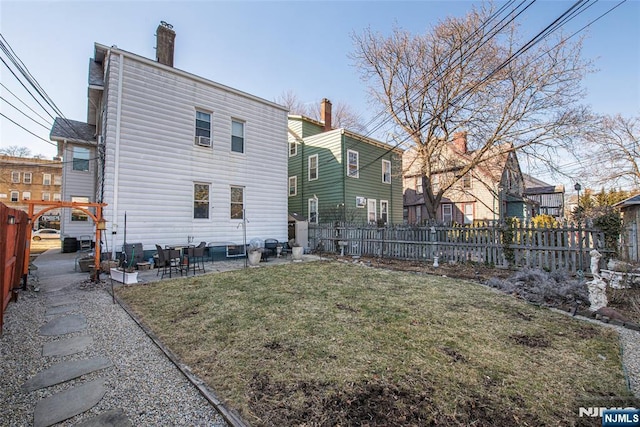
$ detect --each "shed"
[288,213,308,250]
[614,193,640,262]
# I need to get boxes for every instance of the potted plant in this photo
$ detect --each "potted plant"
[290,239,304,261]
[247,239,263,266]
[110,264,139,284]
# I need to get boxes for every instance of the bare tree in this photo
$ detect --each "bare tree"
[351,4,591,219]
[0,145,32,157]
[276,91,368,133]
[582,114,639,188]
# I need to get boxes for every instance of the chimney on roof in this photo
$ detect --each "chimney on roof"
[321,98,332,132]
[156,21,176,67]
[452,131,467,153]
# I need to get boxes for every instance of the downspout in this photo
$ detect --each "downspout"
[342,131,346,222]
[111,52,124,260]
[61,140,67,235]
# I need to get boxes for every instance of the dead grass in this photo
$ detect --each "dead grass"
[117,261,638,426]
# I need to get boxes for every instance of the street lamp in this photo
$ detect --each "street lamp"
[574,183,583,277]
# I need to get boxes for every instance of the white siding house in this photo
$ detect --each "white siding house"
[52,23,289,256]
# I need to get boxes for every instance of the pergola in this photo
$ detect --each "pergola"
[24,201,107,281]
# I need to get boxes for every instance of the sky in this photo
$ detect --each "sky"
[1,0,639,189]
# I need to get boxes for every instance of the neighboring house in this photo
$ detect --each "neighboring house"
[523,174,565,219]
[50,23,289,257]
[403,132,535,225]
[615,193,640,262]
[288,99,404,225]
[0,155,63,228]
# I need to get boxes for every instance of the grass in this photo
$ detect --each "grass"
[116,261,638,426]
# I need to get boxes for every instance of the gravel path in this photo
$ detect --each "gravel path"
[0,275,229,426]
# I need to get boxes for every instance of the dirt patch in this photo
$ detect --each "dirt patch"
[509,333,551,348]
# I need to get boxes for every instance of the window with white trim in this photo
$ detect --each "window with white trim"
[463,203,474,225]
[72,147,90,171]
[462,172,472,189]
[442,203,453,224]
[289,141,297,157]
[347,149,359,178]
[308,198,318,224]
[23,172,32,184]
[416,177,423,194]
[71,196,89,221]
[194,183,210,219]
[230,186,244,219]
[22,191,31,200]
[42,192,50,201]
[10,191,18,202]
[380,200,389,223]
[54,175,62,185]
[53,193,61,201]
[367,199,377,223]
[308,154,318,181]
[382,160,391,184]
[231,119,244,153]
[43,173,51,185]
[195,110,212,146]
[11,171,20,183]
[288,176,297,196]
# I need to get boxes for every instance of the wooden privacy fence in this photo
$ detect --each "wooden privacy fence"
[0,203,29,334]
[310,222,606,275]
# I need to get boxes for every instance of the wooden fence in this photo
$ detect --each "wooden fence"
[309,222,606,275]
[0,203,29,334]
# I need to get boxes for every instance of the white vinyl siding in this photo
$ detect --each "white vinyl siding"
[347,149,359,178]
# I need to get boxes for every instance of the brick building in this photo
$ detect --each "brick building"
[0,155,63,228]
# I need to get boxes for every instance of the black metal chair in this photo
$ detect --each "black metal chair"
[185,244,206,275]
[156,244,183,278]
[264,239,279,260]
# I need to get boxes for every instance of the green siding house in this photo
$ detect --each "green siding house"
[288,99,403,225]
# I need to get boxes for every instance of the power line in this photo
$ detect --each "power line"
[0,81,53,125]
[1,95,51,130]
[0,112,56,146]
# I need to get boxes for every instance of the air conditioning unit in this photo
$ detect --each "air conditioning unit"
[195,136,211,147]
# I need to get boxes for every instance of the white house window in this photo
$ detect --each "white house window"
[54,175,62,185]
[288,176,297,196]
[380,200,389,223]
[464,203,474,225]
[43,173,51,185]
[10,191,18,202]
[23,172,32,184]
[289,141,297,157]
[71,196,89,221]
[194,183,210,219]
[308,198,318,224]
[442,203,453,224]
[462,172,472,189]
[308,154,318,181]
[11,171,20,183]
[347,150,359,178]
[195,110,212,147]
[367,199,377,223]
[416,177,423,194]
[231,119,244,153]
[42,192,50,201]
[22,191,31,200]
[72,147,90,171]
[53,193,61,201]
[382,160,391,184]
[230,186,244,219]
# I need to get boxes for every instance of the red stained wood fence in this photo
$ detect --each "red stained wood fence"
[0,203,29,334]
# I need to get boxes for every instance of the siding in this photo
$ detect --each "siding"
[102,53,288,251]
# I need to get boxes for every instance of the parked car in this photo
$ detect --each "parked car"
[32,228,61,240]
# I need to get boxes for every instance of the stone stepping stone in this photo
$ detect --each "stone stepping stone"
[45,304,79,316]
[33,378,106,427]
[46,297,77,308]
[73,408,132,427]
[43,336,93,357]
[22,356,112,392]
[40,314,87,336]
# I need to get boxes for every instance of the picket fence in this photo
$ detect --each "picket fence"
[309,222,607,274]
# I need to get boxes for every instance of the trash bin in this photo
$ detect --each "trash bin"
[62,237,78,253]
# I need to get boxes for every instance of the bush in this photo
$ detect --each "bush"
[487,268,588,307]
[592,209,622,256]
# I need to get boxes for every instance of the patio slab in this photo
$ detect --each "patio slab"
[45,304,79,316]
[39,314,87,336]
[22,356,112,392]
[74,409,132,427]
[33,378,106,427]
[42,335,93,357]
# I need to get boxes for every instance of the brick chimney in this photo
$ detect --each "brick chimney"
[321,98,332,132]
[452,131,467,153]
[156,21,176,67]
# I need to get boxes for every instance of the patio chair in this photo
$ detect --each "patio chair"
[264,238,279,259]
[156,244,183,278]
[185,245,206,275]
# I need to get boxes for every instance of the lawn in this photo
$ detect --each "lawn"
[116,261,638,426]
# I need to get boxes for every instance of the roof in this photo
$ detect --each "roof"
[49,118,96,143]
[523,173,564,195]
[614,193,640,208]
